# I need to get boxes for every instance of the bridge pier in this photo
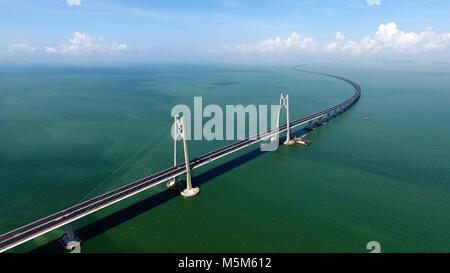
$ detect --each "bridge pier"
[58,224,82,251]
[316,117,323,125]
[306,120,314,130]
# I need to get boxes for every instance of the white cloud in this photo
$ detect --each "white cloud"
[66,0,81,6]
[215,32,317,54]
[366,0,381,6]
[50,32,127,54]
[44,46,58,54]
[8,44,39,54]
[6,32,127,56]
[324,42,337,52]
[336,32,345,40]
[325,22,450,54]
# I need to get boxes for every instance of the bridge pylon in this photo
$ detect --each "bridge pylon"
[167,115,180,189]
[172,115,199,197]
[272,93,294,145]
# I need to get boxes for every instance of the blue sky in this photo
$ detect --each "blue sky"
[1,0,449,63]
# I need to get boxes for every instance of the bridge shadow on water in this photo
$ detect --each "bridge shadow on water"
[29,111,347,253]
[30,141,272,252]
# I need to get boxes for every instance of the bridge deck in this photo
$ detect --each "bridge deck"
[0,67,361,252]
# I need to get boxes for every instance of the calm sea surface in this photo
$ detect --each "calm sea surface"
[0,64,449,252]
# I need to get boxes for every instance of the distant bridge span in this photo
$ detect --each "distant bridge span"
[0,66,361,252]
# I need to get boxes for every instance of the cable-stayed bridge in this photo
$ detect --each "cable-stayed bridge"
[0,67,361,253]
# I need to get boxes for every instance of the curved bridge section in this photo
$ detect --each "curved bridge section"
[0,67,361,253]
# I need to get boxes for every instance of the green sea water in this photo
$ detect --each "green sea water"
[0,64,449,253]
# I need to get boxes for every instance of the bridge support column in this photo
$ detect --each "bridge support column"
[167,115,180,189]
[274,93,294,145]
[316,117,323,125]
[271,94,282,143]
[176,116,199,198]
[306,120,314,130]
[58,224,82,251]
[326,113,331,122]
[284,94,293,145]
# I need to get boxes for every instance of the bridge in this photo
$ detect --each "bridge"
[0,67,361,253]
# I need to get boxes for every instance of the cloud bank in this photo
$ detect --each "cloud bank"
[4,22,450,62]
[7,32,127,56]
[45,32,127,55]
[325,22,450,54]
[212,32,317,54]
[8,44,39,54]
[212,22,450,57]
